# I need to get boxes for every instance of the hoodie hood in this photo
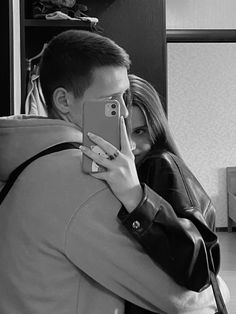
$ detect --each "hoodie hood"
[0,115,82,187]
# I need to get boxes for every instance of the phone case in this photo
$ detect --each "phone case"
[82,99,120,173]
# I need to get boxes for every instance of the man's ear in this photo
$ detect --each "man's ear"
[53,87,70,114]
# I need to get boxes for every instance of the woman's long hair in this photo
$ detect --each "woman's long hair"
[125,74,181,157]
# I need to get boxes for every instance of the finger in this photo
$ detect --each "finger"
[120,116,133,155]
[80,145,111,167]
[87,132,118,156]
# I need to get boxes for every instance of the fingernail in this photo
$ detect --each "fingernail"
[87,132,95,137]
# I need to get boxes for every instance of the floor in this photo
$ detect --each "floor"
[217,231,236,314]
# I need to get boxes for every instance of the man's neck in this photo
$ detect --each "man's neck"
[48,107,64,120]
[48,108,82,132]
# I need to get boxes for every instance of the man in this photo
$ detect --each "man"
[0,30,227,313]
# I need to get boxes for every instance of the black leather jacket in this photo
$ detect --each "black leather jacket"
[118,150,220,314]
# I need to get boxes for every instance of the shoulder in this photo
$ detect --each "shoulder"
[137,149,200,198]
[140,149,203,190]
[139,149,184,174]
[138,149,216,229]
[30,148,120,217]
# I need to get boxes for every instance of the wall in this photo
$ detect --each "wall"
[166,0,236,29]
[168,43,236,227]
[166,0,236,227]
[12,0,21,115]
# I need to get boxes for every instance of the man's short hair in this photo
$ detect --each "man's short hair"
[39,30,131,111]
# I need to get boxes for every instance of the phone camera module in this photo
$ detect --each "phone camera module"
[105,102,118,117]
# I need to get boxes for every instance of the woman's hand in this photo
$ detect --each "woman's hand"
[80,117,143,213]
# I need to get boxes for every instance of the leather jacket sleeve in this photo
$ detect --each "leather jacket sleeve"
[118,151,220,293]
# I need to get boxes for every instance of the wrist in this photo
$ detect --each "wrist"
[123,185,144,213]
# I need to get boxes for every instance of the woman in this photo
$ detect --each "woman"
[80,74,229,313]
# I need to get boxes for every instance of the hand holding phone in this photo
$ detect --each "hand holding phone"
[82,99,121,173]
[80,115,143,212]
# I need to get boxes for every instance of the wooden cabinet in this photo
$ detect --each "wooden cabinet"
[20,0,167,113]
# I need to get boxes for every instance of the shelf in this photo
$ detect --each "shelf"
[24,19,93,28]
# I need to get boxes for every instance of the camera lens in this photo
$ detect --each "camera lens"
[111,103,116,109]
[111,111,116,115]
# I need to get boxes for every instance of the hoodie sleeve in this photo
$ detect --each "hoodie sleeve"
[64,187,221,314]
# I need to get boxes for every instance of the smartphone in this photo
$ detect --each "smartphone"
[82,99,121,173]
